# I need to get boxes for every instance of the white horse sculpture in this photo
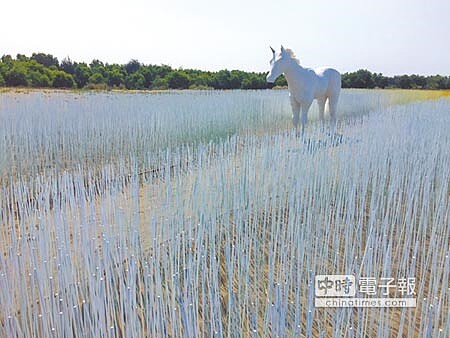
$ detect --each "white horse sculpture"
[266,46,341,134]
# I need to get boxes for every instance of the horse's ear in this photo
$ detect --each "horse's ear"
[270,46,275,54]
[281,45,285,53]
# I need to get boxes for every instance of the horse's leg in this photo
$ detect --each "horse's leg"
[300,101,312,135]
[328,94,339,131]
[317,97,326,131]
[290,96,301,133]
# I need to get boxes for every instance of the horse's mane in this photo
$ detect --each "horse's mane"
[284,49,300,65]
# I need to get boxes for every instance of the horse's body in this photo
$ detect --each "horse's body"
[266,46,341,133]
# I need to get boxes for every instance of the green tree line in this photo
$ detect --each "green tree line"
[0,53,449,90]
[341,69,450,90]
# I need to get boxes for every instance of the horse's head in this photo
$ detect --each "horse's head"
[266,45,291,83]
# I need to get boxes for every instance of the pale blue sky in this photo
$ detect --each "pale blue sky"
[2,0,449,75]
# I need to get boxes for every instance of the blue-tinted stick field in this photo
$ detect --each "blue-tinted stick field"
[0,90,449,337]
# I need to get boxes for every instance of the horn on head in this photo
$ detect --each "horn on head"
[270,46,275,54]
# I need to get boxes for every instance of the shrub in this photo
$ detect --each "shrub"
[125,72,145,89]
[29,71,51,87]
[151,76,169,90]
[31,53,59,68]
[4,66,29,86]
[88,72,105,85]
[167,71,190,89]
[107,70,125,87]
[71,63,90,88]
[52,71,75,88]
